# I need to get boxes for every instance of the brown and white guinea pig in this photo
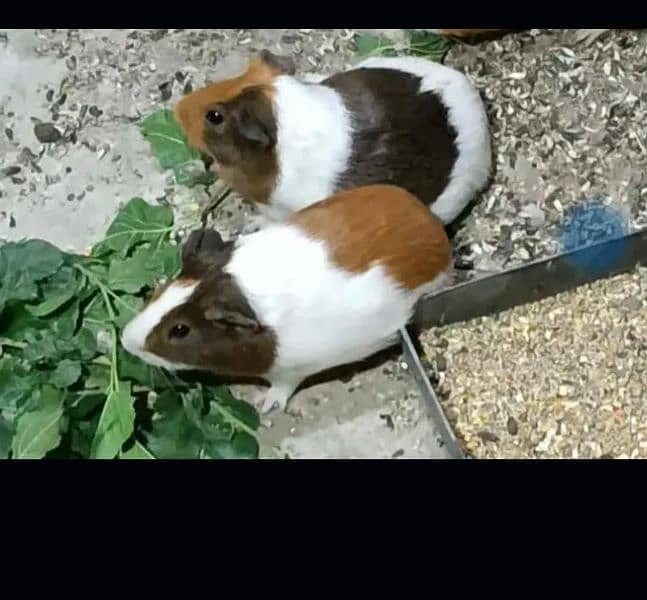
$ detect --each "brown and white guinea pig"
[121,185,452,413]
[174,50,491,226]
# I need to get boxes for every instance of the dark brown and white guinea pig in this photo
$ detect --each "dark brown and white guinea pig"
[174,50,491,225]
[121,185,452,413]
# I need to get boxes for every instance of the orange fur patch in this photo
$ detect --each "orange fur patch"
[291,185,451,291]
[174,56,279,154]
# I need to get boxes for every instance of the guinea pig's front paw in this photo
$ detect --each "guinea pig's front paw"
[260,383,297,414]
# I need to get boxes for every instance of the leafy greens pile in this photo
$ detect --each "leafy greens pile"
[0,109,259,460]
[354,30,453,63]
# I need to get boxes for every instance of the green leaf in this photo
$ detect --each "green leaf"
[407,30,452,62]
[355,33,392,57]
[69,411,101,458]
[25,266,81,317]
[107,251,155,294]
[0,304,49,341]
[11,386,65,459]
[172,160,217,188]
[0,356,37,411]
[120,440,155,459]
[91,197,173,258]
[114,295,144,330]
[205,433,258,459]
[0,240,65,313]
[107,244,179,294]
[145,391,203,459]
[140,109,215,187]
[90,381,135,459]
[141,109,200,170]
[0,418,13,458]
[51,359,82,389]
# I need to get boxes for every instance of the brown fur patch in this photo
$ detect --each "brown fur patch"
[175,56,278,153]
[291,185,451,291]
[174,54,284,205]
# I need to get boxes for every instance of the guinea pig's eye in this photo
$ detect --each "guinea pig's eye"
[168,323,191,340]
[205,110,224,126]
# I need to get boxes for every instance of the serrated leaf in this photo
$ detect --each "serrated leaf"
[172,159,217,188]
[205,433,258,459]
[69,411,101,458]
[114,296,144,330]
[51,359,82,389]
[0,240,65,313]
[107,244,180,294]
[120,440,155,459]
[355,33,391,57]
[141,109,200,170]
[117,347,166,390]
[26,266,81,317]
[0,418,13,458]
[107,251,154,294]
[407,31,452,62]
[91,197,173,258]
[11,386,65,459]
[0,304,49,341]
[90,381,135,459]
[145,391,203,459]
[0,356,37,410]
[140,109,215,187]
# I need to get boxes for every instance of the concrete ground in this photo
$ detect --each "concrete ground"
[0,28,452,459]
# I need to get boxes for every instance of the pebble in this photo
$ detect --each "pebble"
[34,122,62,143]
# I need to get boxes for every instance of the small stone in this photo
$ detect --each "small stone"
[1,166,21,178]
[67,193,75,202]
[34,122,62,143]
[183,81,193,95]
[66,56,77,70]
[435,354,448,372]
[507,417,519,436]
[477,430,500,443]
[158,81,173,101]
[5,128,13,141]
[391,449,405,458]
[9,215,16,228]
[88,105,103,118]
[46,89,54,102]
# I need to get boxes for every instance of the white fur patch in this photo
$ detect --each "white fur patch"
[270,75,353,217]
[225,224,449,389]
[121,281,198,371]
[354,57,492,224]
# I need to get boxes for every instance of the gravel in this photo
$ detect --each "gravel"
[444,28,647,281]
[421,268,647,459]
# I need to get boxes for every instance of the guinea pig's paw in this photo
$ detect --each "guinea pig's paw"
[260,383,298,414]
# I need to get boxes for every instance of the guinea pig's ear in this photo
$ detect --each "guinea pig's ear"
[201,277,262,331]
[182,229,224,261]
[181,229,230,277]
[231,88,277,149]
[259,50,296,76]
[203,306,260,330]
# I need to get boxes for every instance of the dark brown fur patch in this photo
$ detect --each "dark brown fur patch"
[291,185,451,290]
[143,228,277,377]
[174,54,284,205]
[322,68,459,208]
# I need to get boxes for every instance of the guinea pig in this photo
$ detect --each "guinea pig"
[174,50,491,225]
[121,184,452,413]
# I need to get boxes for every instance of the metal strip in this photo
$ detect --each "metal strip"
[414,228,647,331]
[399,327,467,459]
[400,228,647,459]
